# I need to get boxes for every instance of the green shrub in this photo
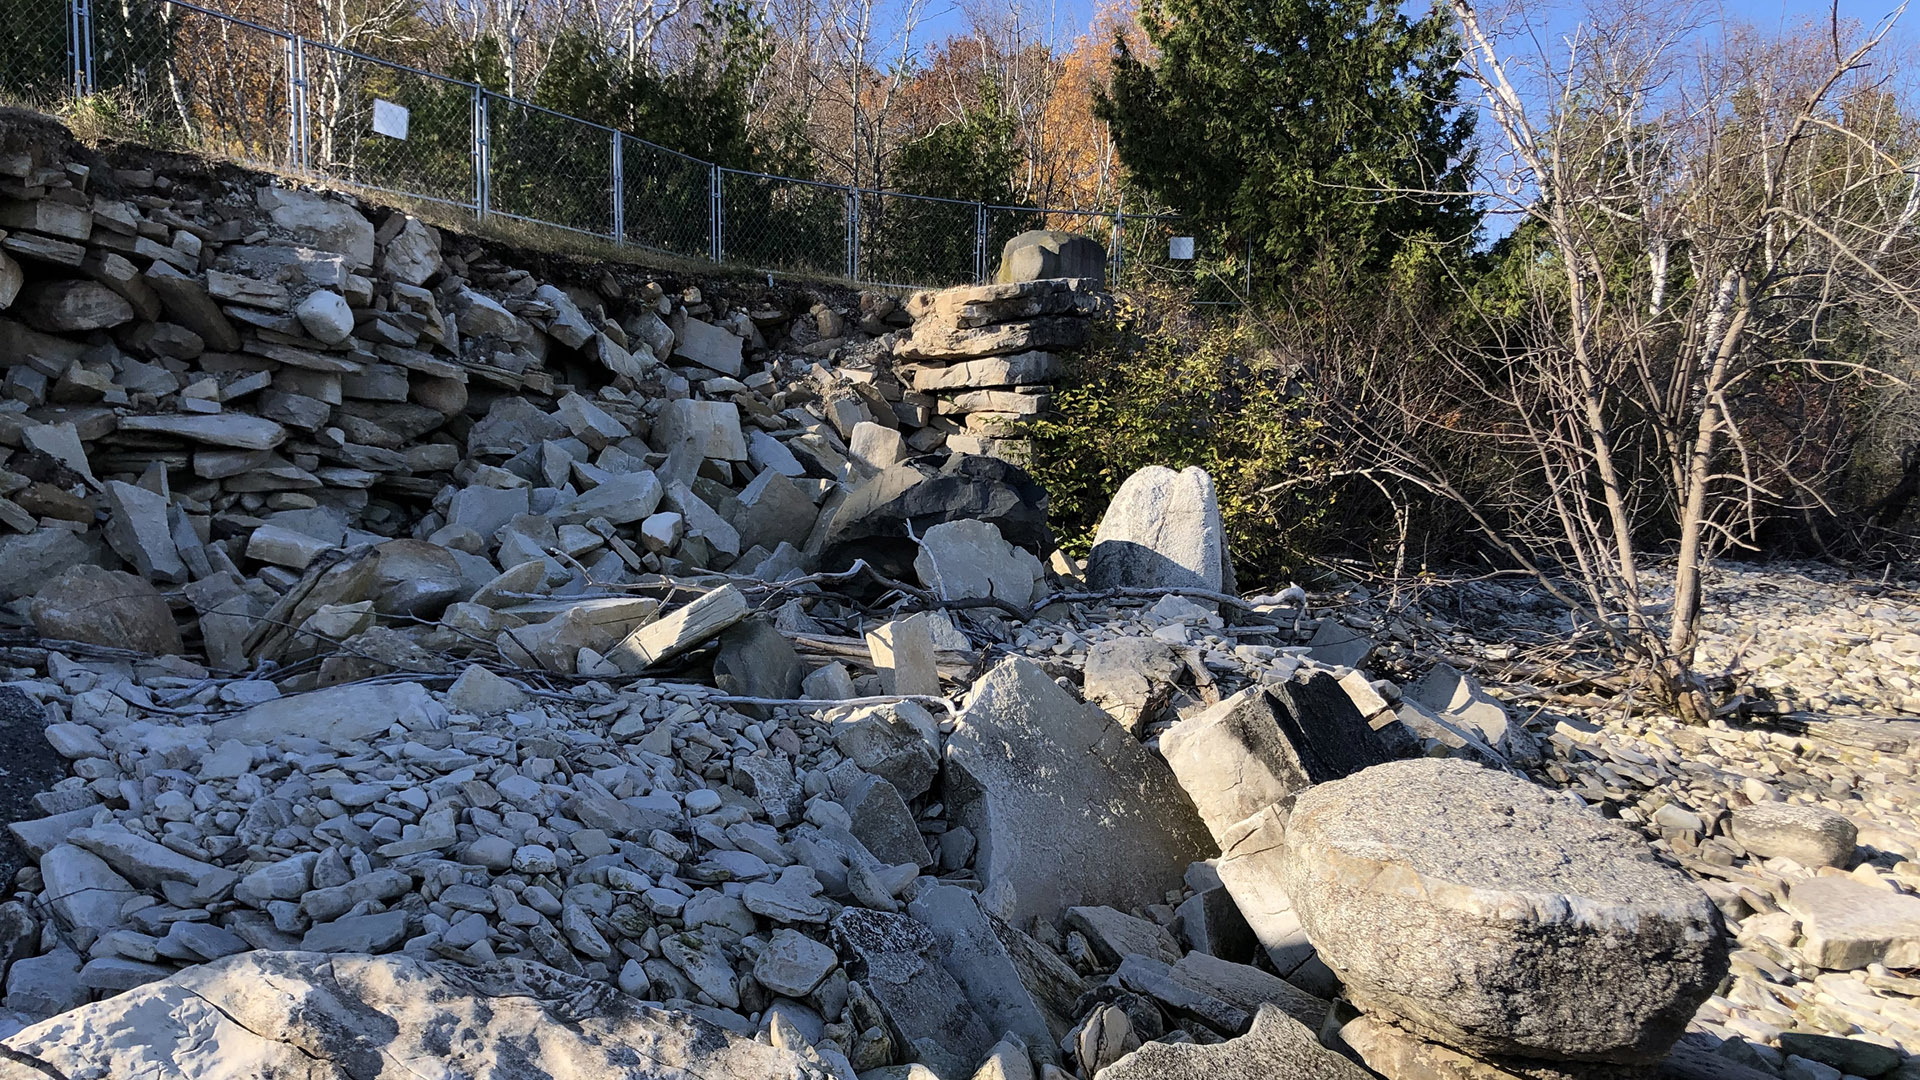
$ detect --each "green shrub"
[1026,285,1327,584]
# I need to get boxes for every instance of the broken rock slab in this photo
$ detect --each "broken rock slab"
[1784,875,1920,969]
[1085,465,1234,596]
[1083,637,1182,736]
[834,907,1000,1080]
[1092,1004,1371,1080]
[609,584,749,672]
[713,617,806,708]
[1729,803,1858,869]
[0,950,840,1080]
[831,702,940,801]
[1159,675,1395,844]
[866,613,941,698]
[102,481,185,583]
[209,680,436,748]
[1281,758,1728,1064]
[821,454,1053,583]
[1411,663,1538,765]
[906,883,1078,1062]
[912,518,1045,606]
[946,656,1213,926]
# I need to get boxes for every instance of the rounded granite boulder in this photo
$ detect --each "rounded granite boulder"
[1280,758,1728,1064]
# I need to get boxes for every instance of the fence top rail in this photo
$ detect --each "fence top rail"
[620,132,711,167]
[300,39,481,89]
[484,91,620,135]
[160,0,293,39]
[852,187,981,209]
[717,167,854,194]
[982,203,1116,218]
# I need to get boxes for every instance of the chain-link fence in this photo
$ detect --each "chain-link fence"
[858,191,983,288]
[1115,213,1251,302]
[88,0,295,168]
[487,98,616,236]
[0,0,74,107]
[718,170,848,278]
[622,137,711,258]
[11,0,1234,297]
[304,44,475,210]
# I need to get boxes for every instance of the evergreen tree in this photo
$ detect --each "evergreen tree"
[1099,0,1478,274]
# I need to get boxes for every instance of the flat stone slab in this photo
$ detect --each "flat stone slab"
[833,907,998,1080]
[210,680,434,748]
[1784,875,1920,969]
[1281,758,1727,1065]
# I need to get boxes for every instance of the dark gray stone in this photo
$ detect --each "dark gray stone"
[820,455,1052,584]
[1173,886,1256,963]
[907,883,1077,1062]
[832,907,999,1080]
[713,617,806,718]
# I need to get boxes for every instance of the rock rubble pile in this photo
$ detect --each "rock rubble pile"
[0,111,1915,1080]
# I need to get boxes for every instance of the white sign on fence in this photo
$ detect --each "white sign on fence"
[372,99,410,140]
[1168,236,1195,260]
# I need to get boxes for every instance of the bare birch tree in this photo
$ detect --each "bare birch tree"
[1311,0,1919,718]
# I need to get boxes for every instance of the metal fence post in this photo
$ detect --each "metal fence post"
[1110,212,1123,286]
[846,188,859,281]
[68,0,94,100]
[709,165,722,263]
[610,132,624,244]
[472,88,490,220]
[974,203,988,284]
[287,35,310,173]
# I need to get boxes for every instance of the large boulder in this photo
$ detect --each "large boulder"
[995,229,1107,287]
[1085,466,1234,595]
[1281,758,1728,1064]
[30,565,182,655]
[821,454,1052,583]
[0,950,840,1080]
[945,656,1213,926]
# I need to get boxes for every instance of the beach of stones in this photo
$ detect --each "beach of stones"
[1,110,1918,1080]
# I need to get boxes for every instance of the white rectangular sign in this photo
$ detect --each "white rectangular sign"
[372,99,410,140]
[1168,236,1195,260]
